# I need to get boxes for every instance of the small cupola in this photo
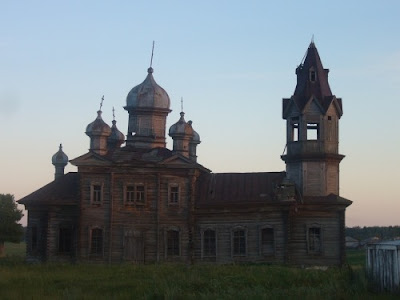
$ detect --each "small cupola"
[108,118,125,150]
[188,120,201,162]
[52,144,68,180]
[85,110,111,155]
[169,111,194,158]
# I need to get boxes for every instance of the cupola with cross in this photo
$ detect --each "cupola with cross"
[85,98,112,155]
[281,41,344,197]
[51,144,68,180]
[124,65,171,149]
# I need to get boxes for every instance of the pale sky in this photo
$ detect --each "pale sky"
[1,1,399,227]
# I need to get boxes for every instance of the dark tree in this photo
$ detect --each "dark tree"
[0,194,23,257]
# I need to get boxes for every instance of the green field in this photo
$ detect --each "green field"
[0,243,396,299]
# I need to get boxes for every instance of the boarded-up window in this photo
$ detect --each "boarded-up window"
[58,227,73,253]
[308,227,322,254]
[233,229,246,256]
[203,229,216,257]
[167,230,180,256]
[91,228,103,255]
[261,227,274,256]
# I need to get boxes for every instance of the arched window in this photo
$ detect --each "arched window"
[232,227,246,256]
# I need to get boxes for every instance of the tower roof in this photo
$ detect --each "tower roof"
[125,67,170,111]
[292,42,340,113]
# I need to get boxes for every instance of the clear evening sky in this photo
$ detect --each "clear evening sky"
[1,1,399,227]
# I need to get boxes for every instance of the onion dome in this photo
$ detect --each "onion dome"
[85,110,111,155]
[188,120,200,144]
[169,112,194,137]
[126,67,170,110]
[85,110,112,137]
[107,120,125,149]
[52,144,68,180]
[52,144,68,166]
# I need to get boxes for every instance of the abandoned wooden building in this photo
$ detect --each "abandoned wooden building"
[19,42,352,265]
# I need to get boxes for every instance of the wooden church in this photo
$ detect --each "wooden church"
[19,42,352,265]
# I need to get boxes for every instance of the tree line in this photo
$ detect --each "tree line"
[346,226,400,241]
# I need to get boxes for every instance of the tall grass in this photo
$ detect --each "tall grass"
[0,245,396,299]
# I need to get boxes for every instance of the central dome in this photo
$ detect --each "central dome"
[126,67,170,110]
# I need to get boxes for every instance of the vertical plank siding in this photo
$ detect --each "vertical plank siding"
[367,242,400,293]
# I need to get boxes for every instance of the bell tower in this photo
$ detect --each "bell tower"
[281,42,344,197]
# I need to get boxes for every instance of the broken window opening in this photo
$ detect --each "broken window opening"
[308,227,322,254]
[307,123,319,140]
[261,227,274,256]
[203,229,216,257]
[91,228,103,255]
[310,68,316,82]
[58,227,73,254]
[167,230,180,256]
[233,229,246,256]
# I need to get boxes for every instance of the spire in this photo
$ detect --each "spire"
[52,144,68,180]
[293,42,333,112]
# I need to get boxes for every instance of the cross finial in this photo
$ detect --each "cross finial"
[99,95,104,111]
[311,34,314,44]
[112,106,115,121]
[181,97,184,112]
[150,41,155,68]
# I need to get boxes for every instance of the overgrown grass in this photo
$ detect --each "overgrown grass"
[4,242,26,257]
[0,246,396,299]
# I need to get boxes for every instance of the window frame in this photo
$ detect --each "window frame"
[89,227,104,256]
[90,182,104,205]
[164,227,180,258]
[306,122,320,140]
[291,117,299,142]
[231,226,247,257]
[309,67,317,82]
[259,225,275,257]
[124,183,146,206]
[201,228,217,258]
[168,183,180,206]
[306,224,323,255]
[58,225,73,254]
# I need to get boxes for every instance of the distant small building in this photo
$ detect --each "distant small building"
[345,236,360,249]
[367,240,400,293]
[361,237,380,248]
